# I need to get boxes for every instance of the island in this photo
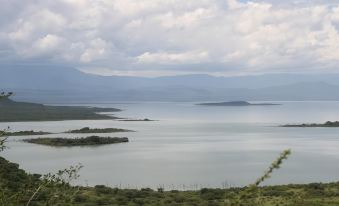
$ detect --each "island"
[66,127,133,133]
[282,121,339,127]
[5,130,52,136]
[196,101,280,106]
[119,118,155,122]
[0,96,121,122]
[23,136,129,146]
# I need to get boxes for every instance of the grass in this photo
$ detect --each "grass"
[23,136,129,147]
[74,183,339,206]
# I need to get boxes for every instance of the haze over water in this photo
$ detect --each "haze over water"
[2,101,339,189]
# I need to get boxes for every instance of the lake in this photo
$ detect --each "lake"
[1,101,339,190]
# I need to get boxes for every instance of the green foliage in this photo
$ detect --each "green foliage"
[26,164,83,206]
[0,129,84,206]
[254,149,291,187]
[0,130,39,206]
[0,129,8,152]
[224,149,292,206]
[0,156,41,206]
[0,92,13,99]
[0,156,83,206]
[23,136,129,147]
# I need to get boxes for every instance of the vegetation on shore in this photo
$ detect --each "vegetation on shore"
[282,121,339,127]
[0,155,83,206]
[23,136,129,147]
[2,147,339,205]
[2,127,339,205]
[5,130,52,136]
[67,127,133,133]
[67,182,339,206]
[0,95,121,122]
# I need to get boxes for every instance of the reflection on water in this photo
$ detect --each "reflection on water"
[1,101,339,189]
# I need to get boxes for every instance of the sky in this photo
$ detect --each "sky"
[1,0,339,77]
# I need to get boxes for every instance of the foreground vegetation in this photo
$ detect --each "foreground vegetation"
[23,136,129,147]
[282,121,339,127]
[0,95,120,122]
[2,153,339,206]
[67,127,133,134]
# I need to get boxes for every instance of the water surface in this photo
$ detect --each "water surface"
[2,101,339,189]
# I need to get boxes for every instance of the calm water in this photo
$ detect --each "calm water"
[2,101,339,189]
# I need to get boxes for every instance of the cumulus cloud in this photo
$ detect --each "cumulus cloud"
[1,0,339,76]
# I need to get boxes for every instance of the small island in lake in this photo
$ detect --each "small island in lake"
[0,96,121,122]
[119,118,155,122]
[66,127,133,133]
[23,136,129,146]
[282,121,339,127]
[5,130,52,136]
[196,101,280,106]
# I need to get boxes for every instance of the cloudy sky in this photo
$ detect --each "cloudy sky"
[1,0,339,76]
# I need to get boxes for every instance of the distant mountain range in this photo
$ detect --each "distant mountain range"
[1,65,339,103]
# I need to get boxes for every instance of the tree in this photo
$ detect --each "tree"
[0,92,13,100]
[0,126,11,152]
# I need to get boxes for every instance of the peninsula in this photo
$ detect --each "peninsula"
[282,121,339,127]
[23,136,129,147]
[196,101,280,106]
[5,130,52,136]
[0,97,121,122]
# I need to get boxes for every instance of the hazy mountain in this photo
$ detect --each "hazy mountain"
[1,65,339,103]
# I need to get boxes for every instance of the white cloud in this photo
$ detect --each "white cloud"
[157,8,215,29]
[33,34,64,51]
[80,38,110,63]
[1,0,339,76]
[11,34,66,58]
[8,22,33,41]
[137,51,209,64]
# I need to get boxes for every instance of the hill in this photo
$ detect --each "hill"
[0,97,120,122]
[2,65,339,102]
